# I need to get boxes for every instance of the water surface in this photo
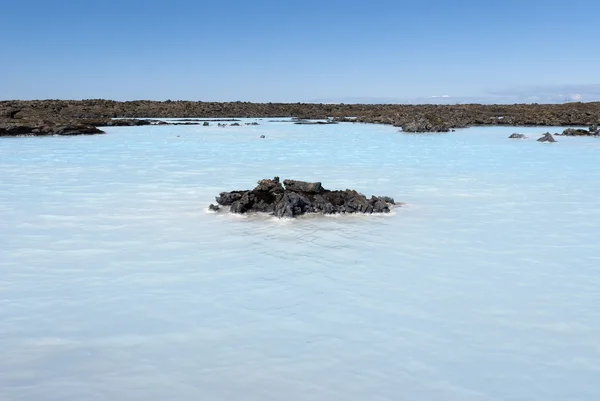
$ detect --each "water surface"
[1,120,599,401]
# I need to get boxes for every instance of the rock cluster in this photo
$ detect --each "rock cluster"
[0,122,104,137]
[401,118,451,133]
[86,118,201,126]
[210,177,396,218]
[508,133,526,139]
[0,116,259,137]
[294,119,338,125]
[559,126,600,136]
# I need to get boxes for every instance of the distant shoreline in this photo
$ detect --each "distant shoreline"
[2,99,600,136]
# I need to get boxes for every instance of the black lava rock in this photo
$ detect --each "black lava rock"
[537,133,557,142]
[212,177,397,218]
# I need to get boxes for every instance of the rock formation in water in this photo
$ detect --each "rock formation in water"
[537,133,557,143]
[90,118,202,126]
[0,117,208,137]
[210,177,396,218]
[509,133,526,139]
[558,126,600,136]
[0,122,104,137]
[293,119,338,125]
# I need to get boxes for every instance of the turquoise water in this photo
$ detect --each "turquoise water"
[1,120,599,401]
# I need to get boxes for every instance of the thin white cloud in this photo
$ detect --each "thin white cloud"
[570,93,582,101]
[307,85,600,105]
[487,84,600,103]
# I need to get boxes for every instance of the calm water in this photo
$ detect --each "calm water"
[1,120,599,401]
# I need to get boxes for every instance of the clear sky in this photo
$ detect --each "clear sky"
[2,0,599,103]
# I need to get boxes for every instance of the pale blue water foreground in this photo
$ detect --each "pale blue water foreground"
[1,120,599,401]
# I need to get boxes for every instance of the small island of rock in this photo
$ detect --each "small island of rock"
[210,177,397,218]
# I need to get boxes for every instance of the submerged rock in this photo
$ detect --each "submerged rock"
[212,177,397,218]
[509,133,526,139]
[537,133,557,143]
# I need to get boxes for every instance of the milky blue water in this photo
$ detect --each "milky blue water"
[1,120,599,401]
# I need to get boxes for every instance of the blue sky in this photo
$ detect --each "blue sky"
[2,0,599,103]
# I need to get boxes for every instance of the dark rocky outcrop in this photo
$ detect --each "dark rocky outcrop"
[0,122,104,137]
[93,118,202,126]
[210,177,397,218]
[0,116,210,137]
[1,108,21,119]
[537,133,557,143]
[509,133,526,139]
[99,118,154,126]
[401,117,451,133]
[293,119,338,125]
[282,179,324,193]
[560,127,600,136]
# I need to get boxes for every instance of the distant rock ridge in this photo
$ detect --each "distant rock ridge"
[210,177,397,218]
[2,100,600,136]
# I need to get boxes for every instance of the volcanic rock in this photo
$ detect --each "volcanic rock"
[212,177,396,218]
[537,133,557,143]
[561,127,598,136]
[0,122,104,137]
[401,118,450,133]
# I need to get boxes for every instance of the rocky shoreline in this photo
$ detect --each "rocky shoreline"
[210,177,396,218]
[0,122,104,137]
[1,99,600,136]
